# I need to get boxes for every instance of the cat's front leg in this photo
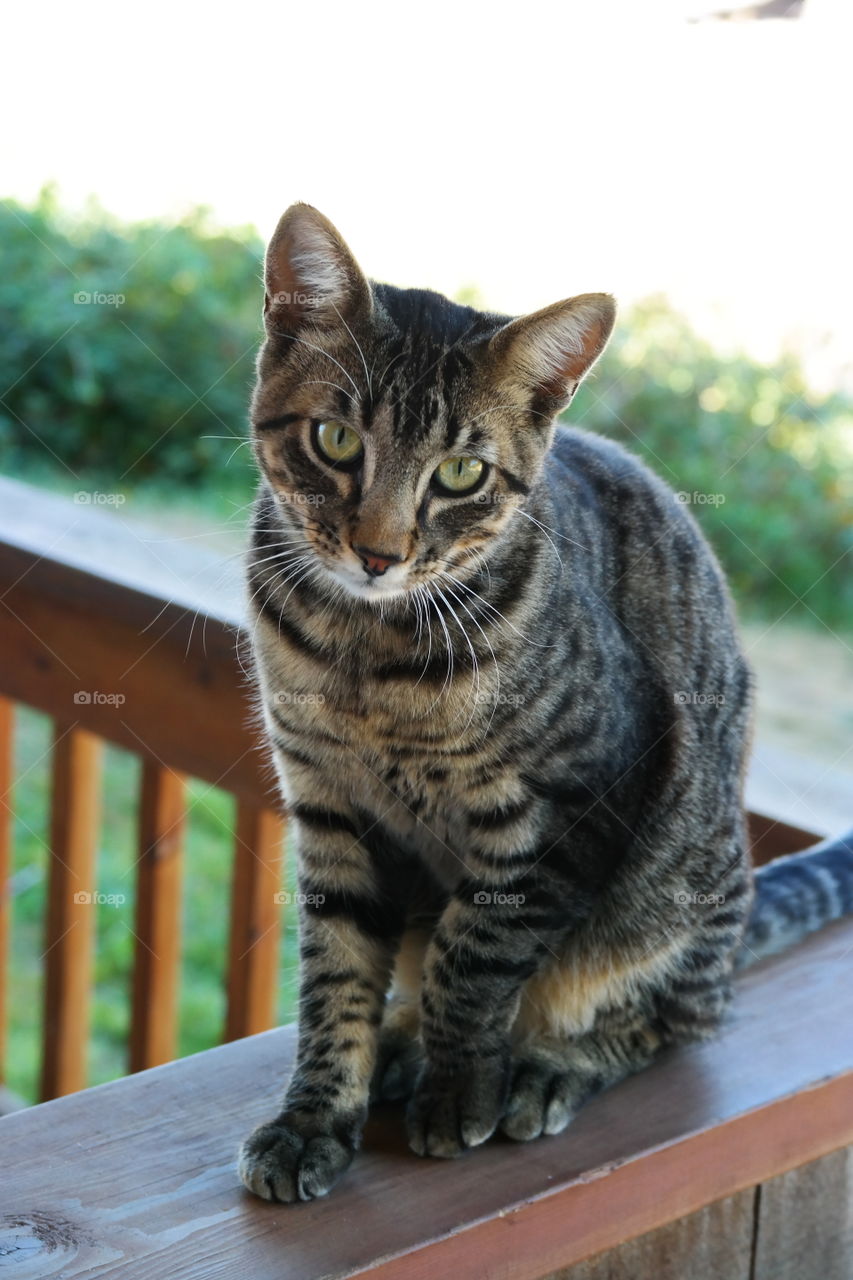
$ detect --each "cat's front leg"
[239,804,407,1202]
[408,879,561,1159]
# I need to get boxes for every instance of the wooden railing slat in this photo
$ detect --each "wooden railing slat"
[129,761,186,1073]
[40,723,103,1100]
[225,804,285,1041]
[0,696,13,1083]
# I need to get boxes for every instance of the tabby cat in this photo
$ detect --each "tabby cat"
[238,204,853,1203]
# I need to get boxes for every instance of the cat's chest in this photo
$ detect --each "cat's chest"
[256,618,515,887]
[272,690,493,889]
[358,764,476,890]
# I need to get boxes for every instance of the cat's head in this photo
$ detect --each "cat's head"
[251,203,614,603]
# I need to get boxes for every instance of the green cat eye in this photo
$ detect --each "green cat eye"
[315,420,363,465]
[434,455,485,494]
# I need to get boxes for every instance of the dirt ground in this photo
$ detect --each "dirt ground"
[742,619,853,777]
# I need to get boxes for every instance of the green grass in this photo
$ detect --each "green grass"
[6,705,301,1103]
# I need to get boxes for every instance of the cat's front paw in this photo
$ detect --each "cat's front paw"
[500,1056,582,1141]
[238,1115,357,1203]
[370,1024,424,1103]
[406,1055,510,1158]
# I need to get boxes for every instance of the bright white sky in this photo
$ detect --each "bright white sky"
[3,0,852,389]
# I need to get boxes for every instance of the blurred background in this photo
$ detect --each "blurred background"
[1,0,850,1100]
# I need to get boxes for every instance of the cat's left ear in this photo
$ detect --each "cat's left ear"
[488,293,616,414]
[263,203,373,334]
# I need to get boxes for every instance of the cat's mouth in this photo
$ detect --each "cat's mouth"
[324,554,416,603]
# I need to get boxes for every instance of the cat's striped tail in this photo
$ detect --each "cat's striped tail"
[736,828,853,969]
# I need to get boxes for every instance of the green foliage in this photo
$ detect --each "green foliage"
[1,194,850,625]
[570,299,853,627]
[0,187,262,488]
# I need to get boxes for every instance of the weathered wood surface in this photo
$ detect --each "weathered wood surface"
[0,478,272,807]
[545,1188,756,1280]
[753,1146,853,1280]
[549,1148,853,1280]
[2,915,852,1279]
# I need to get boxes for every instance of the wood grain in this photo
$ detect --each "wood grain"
[129,761,186,1072]
[753,1147,853,1280]
[0,540,274,807]
[225,803,285,1042]
[2,914,852,1279]
[39,724,103,1101]
[546,1189,756,1279]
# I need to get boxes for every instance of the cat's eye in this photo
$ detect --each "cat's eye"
[314,420,363,466]
[433,455,485,494]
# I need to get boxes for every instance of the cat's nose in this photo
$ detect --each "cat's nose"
[353,544,404,577]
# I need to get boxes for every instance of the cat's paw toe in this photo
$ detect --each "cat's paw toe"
[500,1060,579,1141]
[371,1029,424,1103]
[238,1118,355,1203]
[406,1058,509,1158]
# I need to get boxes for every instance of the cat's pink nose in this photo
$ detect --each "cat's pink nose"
[353,544,403,577]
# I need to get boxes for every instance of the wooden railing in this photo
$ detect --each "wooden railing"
[0,477,285,1100]
[0,476,846,1105]
[1,477,852,1278]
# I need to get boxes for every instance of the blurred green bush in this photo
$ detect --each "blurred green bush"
[574,302,853,627]
[0,187,262,484]
[1,191,850,625]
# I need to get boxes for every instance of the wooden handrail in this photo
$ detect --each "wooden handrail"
[2,906,853,1277]
[0,474,274,784]
[1,477,852,1274]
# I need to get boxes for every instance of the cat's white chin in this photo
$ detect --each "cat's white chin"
[324,564,413,604]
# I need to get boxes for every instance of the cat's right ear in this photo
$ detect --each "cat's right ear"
[263,204,372,334]
[488,293,616,417]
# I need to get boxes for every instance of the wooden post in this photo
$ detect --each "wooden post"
[225,803,285,1041]
[129,760,186,1072]
[0,697,13,1083]
[40,723,103,1100]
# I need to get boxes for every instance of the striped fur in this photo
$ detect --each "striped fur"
[238,204,853,1202]
[737,831,853,968]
